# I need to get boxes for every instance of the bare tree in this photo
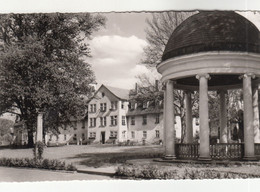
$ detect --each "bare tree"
[139,12,196,142]
[142,11,195,67]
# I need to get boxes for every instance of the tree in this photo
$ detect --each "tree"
[142,12,195,67]
[139,12,196,142]
[0,13,106,147]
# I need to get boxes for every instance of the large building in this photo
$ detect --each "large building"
[86,84,199,145]
[87,85,129,144]
[11,83,200,146]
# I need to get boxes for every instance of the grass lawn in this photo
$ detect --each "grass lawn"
[2,144,260,178]
[0,145,163,169]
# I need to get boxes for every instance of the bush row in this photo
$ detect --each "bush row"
[115,165,260,179]
[0,157,76,171]
[115,165,179,179]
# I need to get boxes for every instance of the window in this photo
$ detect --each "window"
[142,115,147,125]
[122,131,126,138]
[89,132,96,138]
[122,116,126,125]
[110,101,118,110]
[156,130,160,138]
[82,120,85,129]
[90,118,96,127]
[100,103,107,112]
[90,104,96,113]
[110,131,118,138]
[131,131,135,139]
[155,114,160,124]
[102,92,105,97]
[131,116,135,125]
[73,134,77,141]
[121,102,124,109]
[72,121,77,130]
[143,131,147,139]
[64,134,67,141]
[110,116,117,126]
[82,133,85,140]
[100,117,106,127]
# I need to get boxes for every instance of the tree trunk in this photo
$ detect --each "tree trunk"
[180,115,186,143]
[26,120,35,148]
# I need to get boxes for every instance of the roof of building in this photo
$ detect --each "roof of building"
[162,11,260,61]
[102,85,130,100]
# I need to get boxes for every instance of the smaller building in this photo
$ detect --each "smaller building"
[127,99,164,145]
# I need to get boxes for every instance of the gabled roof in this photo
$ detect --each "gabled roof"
[105,85,129,100]
[93,84,130,101]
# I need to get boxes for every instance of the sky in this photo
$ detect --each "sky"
[86,12,152,90]
[86,11,260,90]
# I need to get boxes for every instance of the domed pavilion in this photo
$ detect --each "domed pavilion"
[157,11,260,161]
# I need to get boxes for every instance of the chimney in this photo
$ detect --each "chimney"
[155,80,159,91]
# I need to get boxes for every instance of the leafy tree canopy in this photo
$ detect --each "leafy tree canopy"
[0,13,106,146]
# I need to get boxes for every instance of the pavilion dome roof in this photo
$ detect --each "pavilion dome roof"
[162,11,260,61]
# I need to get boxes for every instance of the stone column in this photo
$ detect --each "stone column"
[240,73,256,160]
[184,90,193,143]
[36,112,43,142]
[253,85,260,143]
[164,80,176,159]
[163,85,167,148]
[219,90,228,143]
[196,74,211,160]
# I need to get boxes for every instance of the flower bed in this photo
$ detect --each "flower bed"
[0,157,76,171]
[115,164,260,179]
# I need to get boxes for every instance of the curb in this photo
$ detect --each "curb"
[77,169,115,177]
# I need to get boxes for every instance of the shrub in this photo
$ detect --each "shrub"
[115,165,179,179]
[116,164,260,180]
[33,141,45,160]
[182,168,260,179]
[0,157,76,171]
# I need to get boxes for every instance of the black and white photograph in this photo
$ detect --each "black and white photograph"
[1,0,260,191]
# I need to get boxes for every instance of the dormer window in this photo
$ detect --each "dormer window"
[129,101,135,110]
[143,101,149,109]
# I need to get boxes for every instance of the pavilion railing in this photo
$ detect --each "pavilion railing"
[254,144,260,156]
[176,143,245,160]
[210,143,244,159]
[176,143,260,160]
[176,143,199,159]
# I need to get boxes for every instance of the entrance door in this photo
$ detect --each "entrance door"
[101,132,105,144]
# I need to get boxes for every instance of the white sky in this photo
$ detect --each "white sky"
[87,11,260,90]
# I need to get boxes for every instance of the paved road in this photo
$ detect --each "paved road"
[0,167,112,182]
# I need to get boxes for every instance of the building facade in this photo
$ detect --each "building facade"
[87,85,129,144]
[12,84,200,146]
